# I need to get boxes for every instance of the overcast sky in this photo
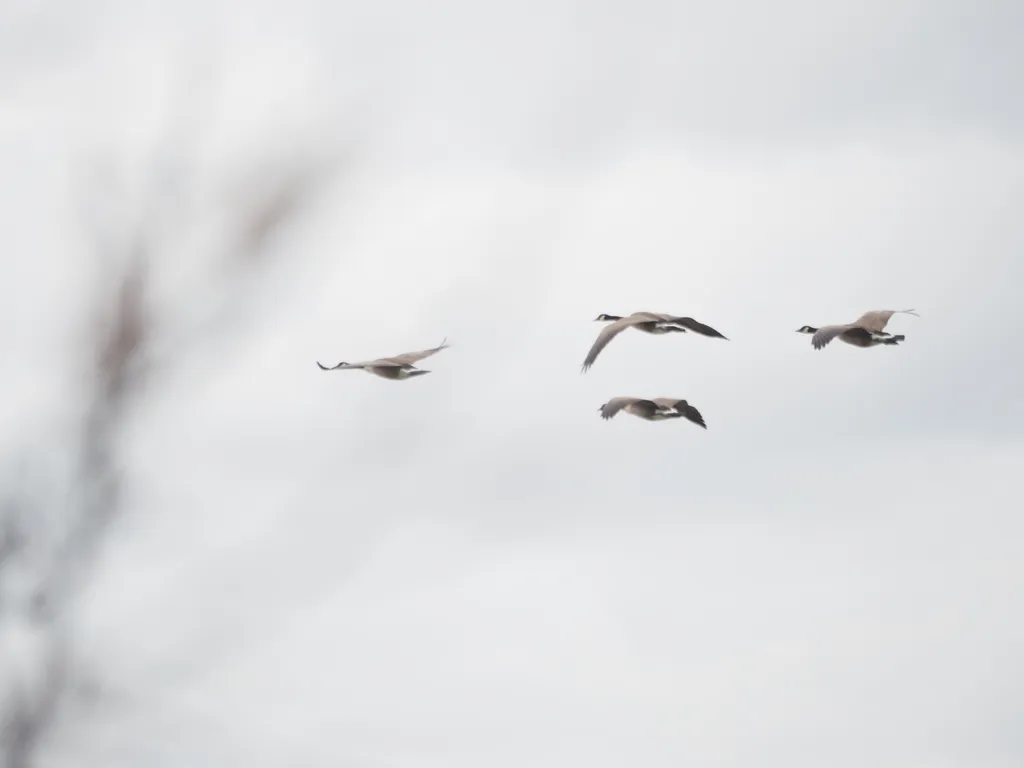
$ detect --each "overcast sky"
[1,1,1023,766]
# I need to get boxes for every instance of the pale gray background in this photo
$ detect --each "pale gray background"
[1,0,1022,766]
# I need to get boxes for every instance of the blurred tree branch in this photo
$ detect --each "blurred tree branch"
[229,149,346,262]
[0,69,350,766]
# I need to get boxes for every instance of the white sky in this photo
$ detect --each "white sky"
[1,1,1023,766]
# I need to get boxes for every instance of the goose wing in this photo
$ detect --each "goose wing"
[630,311,671,322]
[316,360,373,370]
[386,338,450,366]
[582,316,650,372]
[667,316,729,339]
[652,398,707,429]
[599,396,657,420]
[809,324,855,350]
[853,309,917,333]
[852,310,896,332]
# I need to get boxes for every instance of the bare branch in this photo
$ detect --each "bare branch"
[94,252,150,405]
[1,640,68,768]
[1,36,354,764]
[227,145,350,263]
[0,511,26,572]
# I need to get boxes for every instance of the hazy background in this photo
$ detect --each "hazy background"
[1,1,1022,766]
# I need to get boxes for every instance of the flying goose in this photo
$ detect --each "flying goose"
[598,396,707,429]
[316,338,450,380]
[581,311,728,372]
[797,309,919,350]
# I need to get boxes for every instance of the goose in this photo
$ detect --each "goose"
[797,309,919,350]
[598,399,708,430]
[598,396,707,429]
[316,338,449,380]
[581,311,728,372]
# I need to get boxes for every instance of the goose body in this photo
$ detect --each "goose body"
[797,309,918,350]
[581,311,728,372]
[598,396,707,429]
[317,338,450,380]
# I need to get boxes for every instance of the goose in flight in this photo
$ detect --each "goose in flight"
[598,396,707,429]
[316,338,450,380]
[581,311,728,372]
[797,309,919,350]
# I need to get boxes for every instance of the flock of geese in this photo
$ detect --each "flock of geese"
[317,307,920,430]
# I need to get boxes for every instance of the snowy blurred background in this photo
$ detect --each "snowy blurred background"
[1,1,1022,766]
